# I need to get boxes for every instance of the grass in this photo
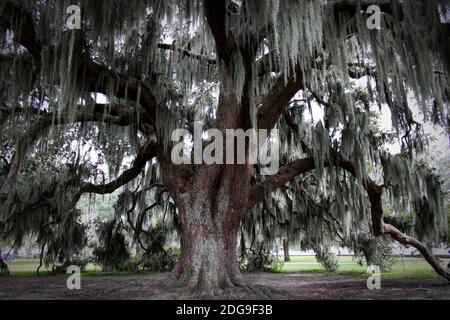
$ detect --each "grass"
[7,259,101,275]
[5,256,450,279]
[6,260,158,277]
[272,255,450,279]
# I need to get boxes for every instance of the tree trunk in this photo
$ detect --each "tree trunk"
[160,61,258,292]
[170,180,247,290]
[161,161,253,291]
[174,220,242,289]
[283,238,290,262]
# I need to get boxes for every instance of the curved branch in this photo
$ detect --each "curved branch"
[79,140,157,195]
[247,157,315,209]
[382,223,450,281]
[80,57,157,121]
[0,104,136,200]
[157,43,216,65]
[1,1,157,123]
[203,0,237,64]
[257,74,304,131]
[257,56,365,131]
[307,84,330,109]
[247,154,450,281]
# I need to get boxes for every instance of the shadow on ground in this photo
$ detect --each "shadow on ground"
[0,273,449,300]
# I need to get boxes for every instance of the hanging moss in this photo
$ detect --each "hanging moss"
[0,1,448,275]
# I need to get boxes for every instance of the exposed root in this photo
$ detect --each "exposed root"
[165,270,276,299]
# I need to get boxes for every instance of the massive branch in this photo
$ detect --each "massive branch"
[0,104,136,201]
[1,1,158,123]
[157,43,216,65]
[203,0,237,64]
[247,154,450,281]
[257,75,304,131]
[79,139,157,195]
[80,57,157,121]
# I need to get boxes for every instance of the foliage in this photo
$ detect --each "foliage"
[0,256,9,277]
[239,242,281,273]
[50,256,90,274]
[0,0,449,282]
[353,232,395,272]
[92,219,130,272]
[383,210,413,235]
[313,245,338,273]
[37,208,87,272]
[140,247,180,272]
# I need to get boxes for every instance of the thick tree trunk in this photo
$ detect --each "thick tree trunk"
[282,238,290,262]
[159,58,258,292]
[161,161,252,291]
[169,178,249,290]
[174,222,242,289]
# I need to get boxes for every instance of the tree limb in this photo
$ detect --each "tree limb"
[203,0,237,64]
[80,57,157,121]
[0,104,136,200]
[247,154,450,281]
[257,74,304,131]
[1,1,158,123]
[157,43,216,64]
[79,139,157,195]
[247,157,315,209]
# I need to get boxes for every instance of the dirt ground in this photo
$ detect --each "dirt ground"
[0,273,449,300]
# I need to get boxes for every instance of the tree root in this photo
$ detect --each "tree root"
[165,270,277,299]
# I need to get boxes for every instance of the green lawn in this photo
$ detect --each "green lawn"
[5,256,450,279]
[7,259,101,276]
[273,256,450,279]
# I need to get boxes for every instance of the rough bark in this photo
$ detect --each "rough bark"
[283,238,291,262]
[159,77,254,291]
[174,210,242,289]
[166,169,251,291]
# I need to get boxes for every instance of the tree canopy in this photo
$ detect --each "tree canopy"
[0,0,449,290]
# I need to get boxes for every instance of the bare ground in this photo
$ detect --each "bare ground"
[0,273,449,300]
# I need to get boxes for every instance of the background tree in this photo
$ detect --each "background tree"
[0,0,449,295]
